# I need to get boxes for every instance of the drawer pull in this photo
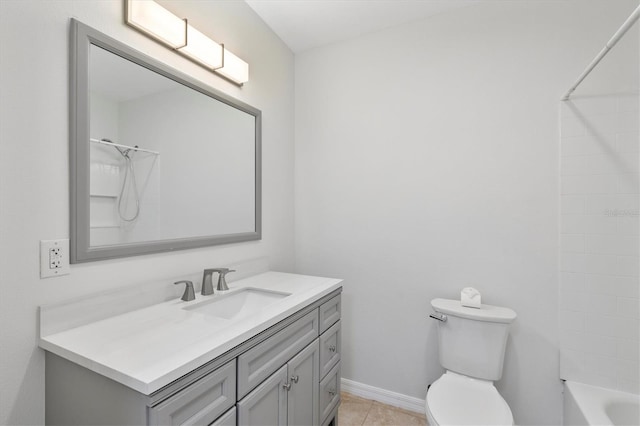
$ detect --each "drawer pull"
[290,375,299,383]
[328,388,336,396]
[328,345,336,352]
[283,383,291,391]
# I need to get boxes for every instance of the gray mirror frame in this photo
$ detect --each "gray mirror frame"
[70,19,262,263]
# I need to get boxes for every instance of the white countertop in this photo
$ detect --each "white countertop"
[39,271,342,395]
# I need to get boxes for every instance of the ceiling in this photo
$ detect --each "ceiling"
[245,0,479,53]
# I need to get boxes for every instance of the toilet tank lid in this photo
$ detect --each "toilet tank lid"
[431,298,517,323]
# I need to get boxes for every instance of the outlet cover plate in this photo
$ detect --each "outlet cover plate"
[40,239,70,278]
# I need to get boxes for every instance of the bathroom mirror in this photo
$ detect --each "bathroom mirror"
[70,19,261,263]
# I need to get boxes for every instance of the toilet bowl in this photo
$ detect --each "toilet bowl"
[425,371,513,426]
[426,298,517,426]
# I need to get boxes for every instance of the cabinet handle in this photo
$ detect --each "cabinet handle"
[328,388,336,396]
[290,375,299,383]
[328,345,336,352]
[283,383,291,391]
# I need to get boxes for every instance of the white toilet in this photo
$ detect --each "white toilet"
[426,298,517,426]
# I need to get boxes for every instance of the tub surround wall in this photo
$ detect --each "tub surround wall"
[294,1,639,424]
[560,93,640,394]
[0,1,295,424]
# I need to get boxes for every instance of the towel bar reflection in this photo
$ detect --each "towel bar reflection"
[90,138,160,155]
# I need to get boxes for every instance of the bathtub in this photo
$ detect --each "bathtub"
[564,381,640,426]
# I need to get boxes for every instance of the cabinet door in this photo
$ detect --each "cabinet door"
[287,340,319,426]
[238,365,288,426]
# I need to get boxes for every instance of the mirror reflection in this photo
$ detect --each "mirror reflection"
[88,45,256,247]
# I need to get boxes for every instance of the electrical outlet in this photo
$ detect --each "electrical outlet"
[40,239,70,278]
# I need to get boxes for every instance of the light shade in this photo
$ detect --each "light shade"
[216,48,249,85]
[125,0,249,86]
[126,0,186,48]
[179,25,224,70]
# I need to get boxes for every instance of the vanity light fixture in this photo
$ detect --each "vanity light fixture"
[125,0,249,85]
[216,48,249,85]
[180,24,224,70]
[126,0,187,48]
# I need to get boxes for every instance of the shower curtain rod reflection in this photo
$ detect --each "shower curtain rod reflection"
[89,138,160,155]
[561,4,640,101]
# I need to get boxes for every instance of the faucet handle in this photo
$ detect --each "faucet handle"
[217,269,235,291]
[175,280,195,301]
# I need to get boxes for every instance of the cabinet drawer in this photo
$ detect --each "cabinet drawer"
[149,359,236,426]
[319,295,341,334]
[319,362,340,424]
[319,320,341,379]
[210,406,236,426]
[238,310,319,399]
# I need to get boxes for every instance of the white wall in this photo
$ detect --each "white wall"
[0,1,294,424]
[294,1,639,424]
[560,93,639,394]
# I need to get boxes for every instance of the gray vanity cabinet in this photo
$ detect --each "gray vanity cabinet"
[44,289,342,426]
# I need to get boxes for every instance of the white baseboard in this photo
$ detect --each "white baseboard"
[340,378,426,415]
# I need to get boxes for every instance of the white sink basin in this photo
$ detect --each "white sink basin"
[185,288,291,321]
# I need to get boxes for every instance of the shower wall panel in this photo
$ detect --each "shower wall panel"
[559,93,639,394]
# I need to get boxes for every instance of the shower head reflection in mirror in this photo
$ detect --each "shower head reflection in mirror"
[101,138,147,223]
[89,137,159,245]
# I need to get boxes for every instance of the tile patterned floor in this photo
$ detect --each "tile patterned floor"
[338,392,428,426]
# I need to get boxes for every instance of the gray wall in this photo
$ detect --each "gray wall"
[293,1,639,424]
[0,1,294,424]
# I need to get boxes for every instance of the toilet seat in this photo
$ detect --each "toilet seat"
[426,371,513,426]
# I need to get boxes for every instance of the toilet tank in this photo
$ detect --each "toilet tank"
[431,298,516,381]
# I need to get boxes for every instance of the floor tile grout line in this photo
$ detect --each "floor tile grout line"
[361,402,374,425]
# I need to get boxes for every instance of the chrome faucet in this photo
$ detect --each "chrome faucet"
[201,268,236,295]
